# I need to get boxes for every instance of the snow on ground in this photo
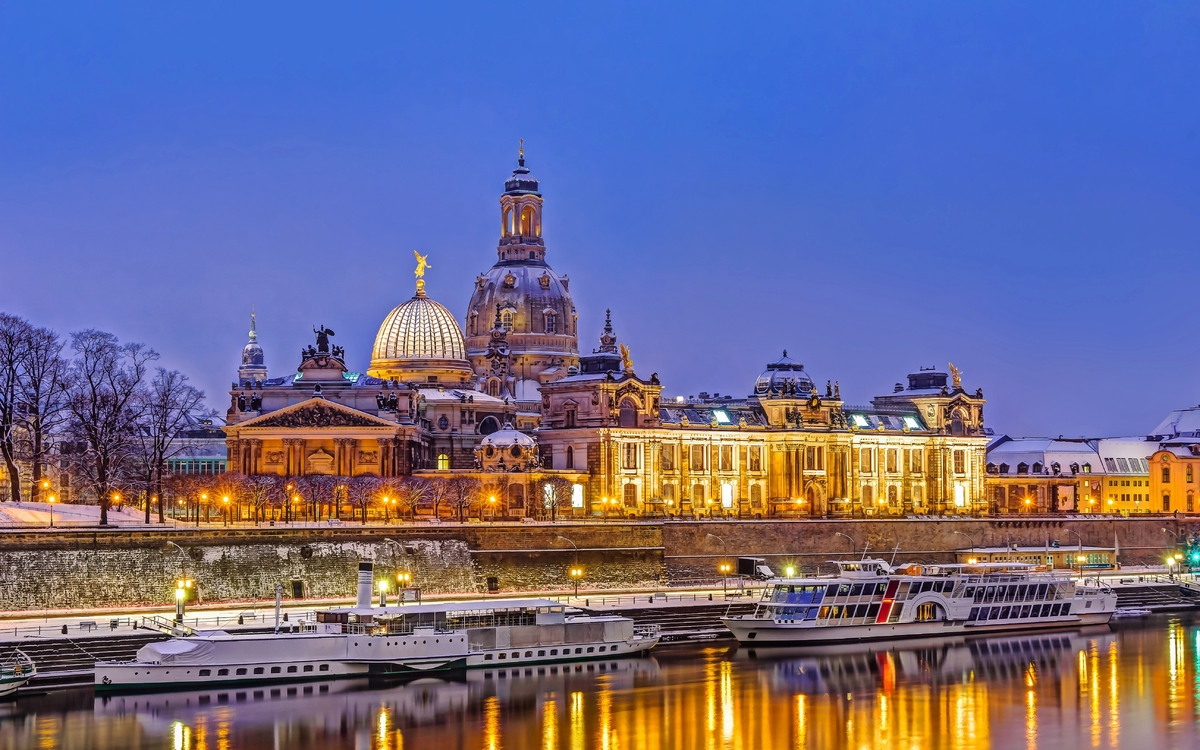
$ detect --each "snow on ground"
[0,501,152,526]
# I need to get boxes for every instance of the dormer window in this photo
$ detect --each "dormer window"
[999,463,1009,474]
[501,309,514,330]
[1032,462,1043,474]
[1017,462,1029,475]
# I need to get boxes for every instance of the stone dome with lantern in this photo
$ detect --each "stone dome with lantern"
[475,422,540,472]
[464,147,579,404]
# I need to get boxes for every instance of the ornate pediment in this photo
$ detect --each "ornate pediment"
[242,399,393,429]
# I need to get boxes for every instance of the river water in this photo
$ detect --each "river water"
[3,616,1200,750]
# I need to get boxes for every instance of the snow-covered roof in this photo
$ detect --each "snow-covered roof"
[1150,406,1200,439]
[1095,437,1155,475]
[986,437,1101,474]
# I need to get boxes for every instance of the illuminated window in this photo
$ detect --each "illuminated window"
[954,450,966,475]
[750,484,762,507]
[623,483,638,507]
[860,448,875,474]
[954,485,966,507]
[886,449,898,474]
[437,453,450,470]
[719,445,733,472]
[852,415,869,428]
[689,446,706,472]
[721,483,734,508]
[571,484,584,509]
[713,410,731,424]
[622,443,639,469]
[902,416,920,430]
[748,445,762,472]
[565,446,574,469]
[661,444,676,471]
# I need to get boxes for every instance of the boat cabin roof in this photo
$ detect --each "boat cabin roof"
[324,598,565,618]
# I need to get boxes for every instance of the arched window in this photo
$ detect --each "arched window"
[520,205,535,235]
[544,311,556,334]
[500,309,514,330]
[503,207,513,236]
[566,446,574,469]
[750,484,762,507]
[888,485,898,505]
[863,485,874,506]
[623,483,638,508]
[619,399,638,428]
[478,416,500,435]
[508,484,525,509]
[692,483,705,505]
[950,410,966,436]
[487,379,500,398]
[437,453,450,470]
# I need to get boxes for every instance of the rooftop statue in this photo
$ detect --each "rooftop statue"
[413,251,432,295]
[313,325,335,354]
[948,362,963,389]
[620,343,634,373]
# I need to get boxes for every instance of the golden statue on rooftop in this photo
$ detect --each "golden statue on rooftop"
[949,362,963,389]
[413,250,431,278]
[620,343,633,373]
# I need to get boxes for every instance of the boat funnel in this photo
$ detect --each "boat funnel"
[356,561,374,608]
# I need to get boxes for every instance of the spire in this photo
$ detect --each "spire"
[518,137,525,167]
[597,308,618,354]
[238,307,268,384]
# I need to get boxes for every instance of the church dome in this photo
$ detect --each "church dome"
[753,351,814,398]
[237,312,268,384]
[369,286,474,384]
[476,422,539,471]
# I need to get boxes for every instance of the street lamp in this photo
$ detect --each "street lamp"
[952,530,976,564]
[557,535,580,596]
[175,578,193,623]
[835,532,857,556]
[488,495,496,523]
[706,533,731,593]
[47,494,55,528]
[1065,529,1084,577]
[223,496,230,526]
[377,579,389,608]
[569,566,584,596]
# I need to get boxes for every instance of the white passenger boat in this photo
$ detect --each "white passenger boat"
[722,559,1117,645]
[95,562,660,693]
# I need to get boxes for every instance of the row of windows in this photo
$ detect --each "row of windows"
[860,448,926,475]
[482,644,616,661]
[196,664,329,677]
[659,482,764,507]
[967,603,1070,621]
[988,460,1091,475]
[1161,466,1198,483]
[642,444,765,473]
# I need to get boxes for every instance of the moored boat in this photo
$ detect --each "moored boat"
[96,562,660,693]
[0,649,35,699]
[722,559,1116,646]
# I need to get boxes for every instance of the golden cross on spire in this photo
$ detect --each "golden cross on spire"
[519,138,524,160]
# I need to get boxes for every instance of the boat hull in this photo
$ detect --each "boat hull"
[723,612,1113,645]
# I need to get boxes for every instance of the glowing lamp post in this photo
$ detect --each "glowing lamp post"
[569,566,584,597]
[223,496,230,526]
[174,579,193,623]
[47,495,56,528]
[377,579,389,608]
[488,495,496,523]
[718,562,732,595]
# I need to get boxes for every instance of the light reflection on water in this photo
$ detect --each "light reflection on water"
[2,618,1200,749]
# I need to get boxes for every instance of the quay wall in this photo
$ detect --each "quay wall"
[0,517,1189,610]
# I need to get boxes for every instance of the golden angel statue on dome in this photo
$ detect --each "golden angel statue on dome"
[413,250,432,278]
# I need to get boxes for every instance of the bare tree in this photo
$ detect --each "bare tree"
[446,475,482,523]
[132,368,207,523]
[304,475,337,521]
[16,325,69,502]
[426,477,450,520]
[64,330,157,525]
[0,314,32,502]
[346,476,381,524]
[533,475,574,522]
[243,474,276,525]
[395,476,430,521]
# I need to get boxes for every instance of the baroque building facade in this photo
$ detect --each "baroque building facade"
[220,150,990,519]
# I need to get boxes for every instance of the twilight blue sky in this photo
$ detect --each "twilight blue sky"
[1,2,1198,437]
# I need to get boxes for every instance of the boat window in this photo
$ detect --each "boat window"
[968,607,979,621]
[1036,584,1048,598]
[1020,606,1031,618]
[253,667,263,675]
[818,606,830,619]
[498,653,506,660]
[1017,585,1028,598]
[512,652,519,659]
[964,587,975,598]
[587,647,594,653]
[874,583,887,595]
[525,651,532,658]
[320,664,329,671]
[867,604,880,619]
[999,606,1011,619]
[838,585,851,596]
[199,669,211,677]
[849,584,864,597]
[575,648,583,654]
[538,650,546,656]
[897,583,911,597]
[551,649,558,655]
[855,604,870,618]
[286,666,297,673]
[303,665,313,672]
[826,585,840,598]
[270,667,281,674]
[484,654,493,661]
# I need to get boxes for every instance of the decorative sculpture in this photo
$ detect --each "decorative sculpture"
[620,343,634,373]
[313,325,335,354]
[949,362,963,389]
